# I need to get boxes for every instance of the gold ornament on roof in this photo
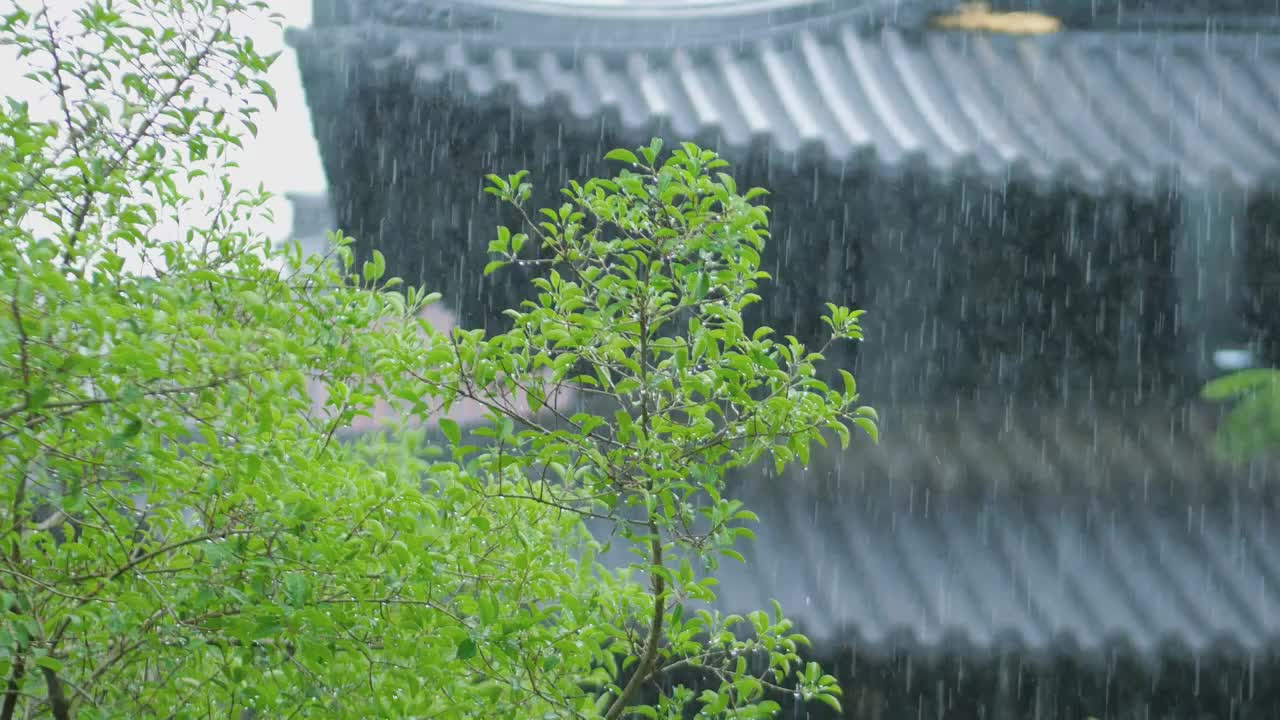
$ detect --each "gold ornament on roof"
[931,2,1063,35]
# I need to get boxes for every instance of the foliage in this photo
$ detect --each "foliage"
[0,2,877,718]
[1202,368,1280,461]
[425,137,878,718]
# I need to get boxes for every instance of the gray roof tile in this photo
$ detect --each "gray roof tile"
[710,484,1280,662]
[290,20,1280,192]
[585,405,1280,662]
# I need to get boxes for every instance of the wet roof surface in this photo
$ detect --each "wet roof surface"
[290,6,1280,192]
[709,484,1280,664]
[578,405,1280,663]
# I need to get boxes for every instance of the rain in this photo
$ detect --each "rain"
[276,0,1280,717]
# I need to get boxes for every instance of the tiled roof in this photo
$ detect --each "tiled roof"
[587,405,1280,662]
[288,18,1280,193]
[713,483,1280,663]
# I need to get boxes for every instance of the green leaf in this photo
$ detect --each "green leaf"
[1203,369,1278,401]
[33,656,63,673]
[838,369,857,399]
[490,225,511,254]
[283,573,310,608]
[106,418,143,450]
[814,692,843,712]
[604,148,639,165]
[362,250,386,282]
[26,385,50,411]
[456,637,477,660]
[254,78,277,109]
[853,416,878,443]
[439,417,461,446]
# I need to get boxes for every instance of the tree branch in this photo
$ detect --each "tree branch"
[603,520,664,720]
[40,666,70,720]
[604,255,665,720]
[0,376,258,424]
[0,656,24,720]
[59,19,226,264]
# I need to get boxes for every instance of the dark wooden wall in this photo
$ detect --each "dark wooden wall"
[1246,194,1280,369]
[313,84,1202,409]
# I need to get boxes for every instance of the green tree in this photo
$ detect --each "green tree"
[0,2,877,718]
[401,139,879,718]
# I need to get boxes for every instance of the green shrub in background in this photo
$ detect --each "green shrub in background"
[1203,368,1280,462]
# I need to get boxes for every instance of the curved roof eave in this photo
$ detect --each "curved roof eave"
[288,19,1280,196]
[301,0,951,51]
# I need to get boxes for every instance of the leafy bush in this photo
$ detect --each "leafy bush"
[1203,368,1280,461]
[0,3,876,718]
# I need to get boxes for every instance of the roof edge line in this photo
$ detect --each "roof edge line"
[288,0,949,51]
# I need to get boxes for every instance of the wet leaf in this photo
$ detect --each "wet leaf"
[455,637,477,660]
[439,417,461,447]
[1203,368,1278,400]
[603,148,638,166]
